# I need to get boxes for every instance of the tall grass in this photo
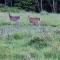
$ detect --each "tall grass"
[0,11,60,60]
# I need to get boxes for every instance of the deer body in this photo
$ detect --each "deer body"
[28,16,40,25]
[9,13,20,22]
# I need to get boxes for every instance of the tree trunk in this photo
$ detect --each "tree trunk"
[53,0,56,13]
[35,0,40,12]
[5,0,6,6]
[37,0,40,12]
[11,0,12,7]
[47,0,52,10]
[41,0,43,11]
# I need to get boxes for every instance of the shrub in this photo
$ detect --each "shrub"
[28,36,48,49]
[0,7,20,12]
[14,0,35,11]
[0,4,5,7]
[40,10,48,15]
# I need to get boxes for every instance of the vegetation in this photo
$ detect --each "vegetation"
[0,0,60,12]
[0,0,60,60]
[0,11,60,60]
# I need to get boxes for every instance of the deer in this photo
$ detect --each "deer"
[8,13,20,34]
[9,13,20,21]
[28,16,40,25]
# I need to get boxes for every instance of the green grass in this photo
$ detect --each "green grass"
[0,11,60,60]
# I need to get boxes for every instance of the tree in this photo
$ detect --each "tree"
[52,0,58,13]
[1,0,60,13]
[41,0,43,11]
[53,0,55,12]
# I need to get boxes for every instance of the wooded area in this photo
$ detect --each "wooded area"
[0,0,60,13]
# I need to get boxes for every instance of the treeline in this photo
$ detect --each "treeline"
[1,0,60,13]
[14,0,35,11]
[13,0,60,13]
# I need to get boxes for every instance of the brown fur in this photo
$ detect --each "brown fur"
[28,16,40,25]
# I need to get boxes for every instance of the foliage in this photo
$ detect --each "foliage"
[28,36,48,49]
[14,0,35,11]
[0,7,20,12]
[0,4,5,7]
[0,11,60,60]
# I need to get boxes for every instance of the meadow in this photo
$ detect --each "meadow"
[0,11,60,60]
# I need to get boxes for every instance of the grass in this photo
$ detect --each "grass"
[0,11,60,60]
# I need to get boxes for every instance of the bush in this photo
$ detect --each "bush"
[0,4,5,7]
[0,7,20,12]
[14,0,35,11]
[40,10,48,15]
[28,36,48,49]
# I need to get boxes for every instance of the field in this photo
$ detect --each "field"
[0,11,60,60]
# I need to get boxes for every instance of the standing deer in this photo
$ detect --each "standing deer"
[8,13,20,36]
[9,13,20,25]
[28,16,40,25]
